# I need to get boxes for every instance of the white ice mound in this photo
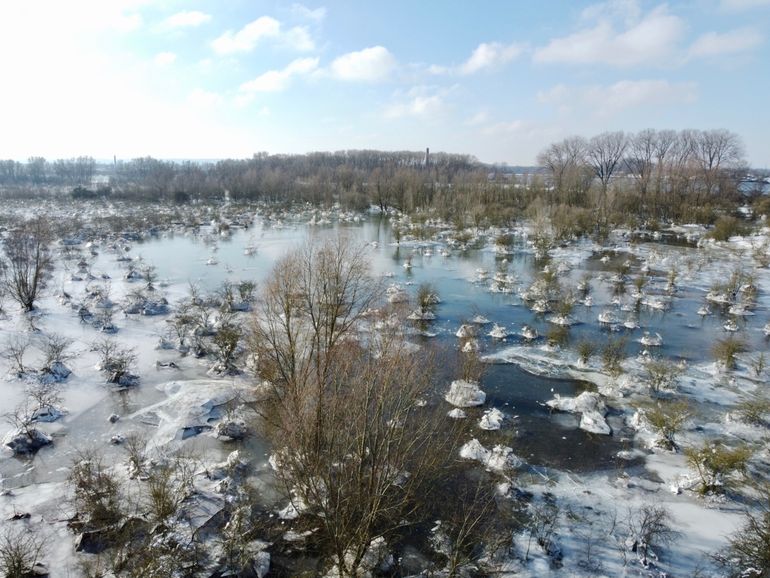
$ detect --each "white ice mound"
[546,391,611,435]
[444,380,486,407]
[488,324,508,339]
[479,408,505,430]
[455,324,474,338]
[459,438,523,471]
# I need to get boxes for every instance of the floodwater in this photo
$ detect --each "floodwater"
[3,212,768,489]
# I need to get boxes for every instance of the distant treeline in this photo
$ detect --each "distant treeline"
[0,132,764,227]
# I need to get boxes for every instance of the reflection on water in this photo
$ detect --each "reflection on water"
[4,214,767,487]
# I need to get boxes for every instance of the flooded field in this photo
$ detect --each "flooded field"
[1,205,768,577]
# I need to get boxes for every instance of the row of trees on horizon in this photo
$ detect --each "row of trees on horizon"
[0,129,762,225]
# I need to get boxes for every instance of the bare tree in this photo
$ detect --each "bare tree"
[1,217,54,312]
[626,129,656,210]
[537,136,590,205]
[2,335,31,376]
[625,503,677,568]
[719,483,770,577]
[250,235,382,454]
[652,129,678,209]
[249,236,491,576]
[92,338,137,385]
[587,132,628,220]
[40,332,73,372]
[0,526,46,578]
[692,129,745,201]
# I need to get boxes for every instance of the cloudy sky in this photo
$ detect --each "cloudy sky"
[1,0,768,165]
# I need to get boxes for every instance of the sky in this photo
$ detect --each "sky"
[1,0,769,166]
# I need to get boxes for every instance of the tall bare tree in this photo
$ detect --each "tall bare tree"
[249,237,491,575]
[692,128,745,202]
[587,131,628,220]
[537,136,590,205]
[1,217,53,312]
[250,235,382,454]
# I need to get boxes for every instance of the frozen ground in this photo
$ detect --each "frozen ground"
[1,203,769,576]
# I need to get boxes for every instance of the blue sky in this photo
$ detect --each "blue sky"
[1,0,768,166]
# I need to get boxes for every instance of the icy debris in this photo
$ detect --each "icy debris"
[386,284,408,303]
[597,310,618,324]
[407,310,436,321]
[546,314,574,326]
[459,438,523,471]
[455,324,475,338]
[207,450,248,481]
[31,404,65,423]
[640,331,663,347]
[447,408,467,419]
[3,428,52,455]
[546,391,611,435]
[40,361,71,382]
[444,380,486,407]
[215,417,248,441]
[479,408,505,430]
[461,339,479,353]
[326,536,394,578]
[488,324,508,338]
[278,500,303,521]
[520,324,538,340]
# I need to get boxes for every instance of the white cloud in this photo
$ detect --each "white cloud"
[283,26,315,52]
[460,42,524,74]
[482,120,525,136]
[464,111,489,126]
[212,16,281,54]
[330,46,396,81]
[538,79,697,116]
[384,85,454,119]
[187,88,222,108]
[534,4,685,67]
[427,64,450,75]
[239,57,319,93]
[154,51,176,66]
[687,28,763,59]
[385,95,442,119]
[291,3,327,21]
[164,10,211,29]
[211,16,314,54]
[720,0,770,10]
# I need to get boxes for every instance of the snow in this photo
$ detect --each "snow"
[444,380,486,407]
[546,392,611,435]
[479,408,505,430]
[459,438,523,472]
[2,211,770,577]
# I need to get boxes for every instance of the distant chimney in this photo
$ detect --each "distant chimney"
[424,147,430,166]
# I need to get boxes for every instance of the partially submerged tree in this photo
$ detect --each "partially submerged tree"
[625,503,677,568]
[250,236,492,576]
[685,441,752,495]
[93,338,138,386]
[0,526,46,578]
[641,400,690,451]
[0,217,54,312]
[644,357,682,395]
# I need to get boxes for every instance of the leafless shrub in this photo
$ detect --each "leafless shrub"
[0,526,46,578]
[0,217,54,312]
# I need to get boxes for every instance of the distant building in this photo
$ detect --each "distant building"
[424,147,430,167]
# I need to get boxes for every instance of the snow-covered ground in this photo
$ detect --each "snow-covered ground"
[1,203,769,576]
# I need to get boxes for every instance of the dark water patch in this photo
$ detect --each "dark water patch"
[476,364,634,473]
